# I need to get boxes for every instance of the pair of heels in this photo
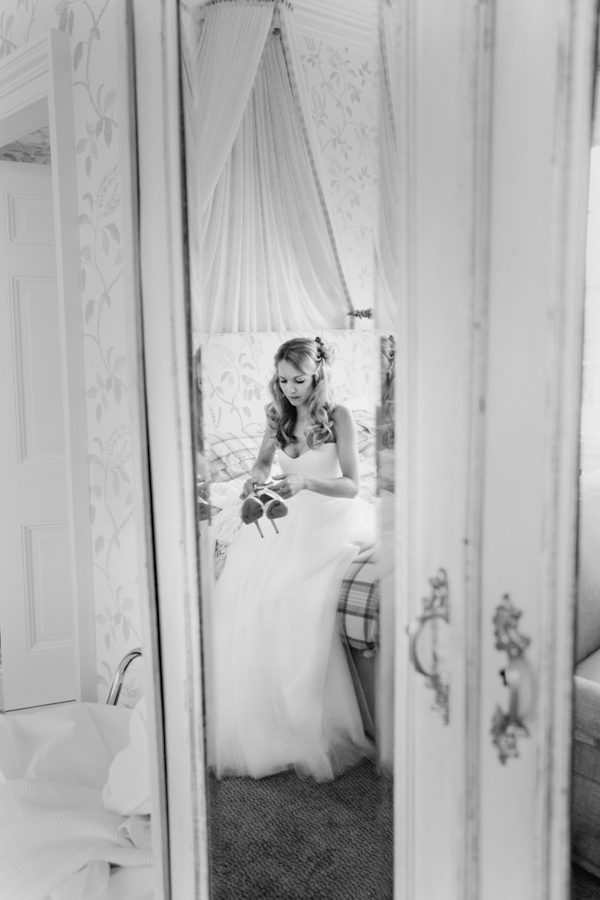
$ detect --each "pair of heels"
[240,484,288,537]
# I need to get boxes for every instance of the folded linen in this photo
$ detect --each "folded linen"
[102,697,151,817]
[0,780,152,900]
[0,703,131,788]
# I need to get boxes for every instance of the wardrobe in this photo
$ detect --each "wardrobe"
[126,0,598,897]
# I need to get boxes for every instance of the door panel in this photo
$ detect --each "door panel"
[394,2,486,897]
[0,160,76,710]
[475,3,595,899]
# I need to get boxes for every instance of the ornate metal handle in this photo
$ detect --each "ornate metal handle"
[490,594,531,764]
[407,569,450,724]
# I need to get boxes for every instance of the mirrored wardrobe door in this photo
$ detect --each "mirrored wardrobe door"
[129,3,597,900]
[472,3,597,900]
[388,0,509,896]
[0,5,170,899]
[180,1,396,898]
[391,0,485,897]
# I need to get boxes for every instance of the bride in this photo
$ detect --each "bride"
[207,337,375,780]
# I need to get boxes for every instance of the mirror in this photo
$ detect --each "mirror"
[180,0,397,895]
[0,20,165,899]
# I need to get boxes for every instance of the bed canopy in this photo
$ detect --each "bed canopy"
[373,0,399,334]
[183,0,361,335]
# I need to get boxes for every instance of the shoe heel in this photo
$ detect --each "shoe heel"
[255,520,264,538]
[262,494,288,525]
[241,495,264,529]
[269,518,279,534]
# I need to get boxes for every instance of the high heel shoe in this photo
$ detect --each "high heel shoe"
[240,485,288,536]
[256,488,288,534]
[240,493,266,537]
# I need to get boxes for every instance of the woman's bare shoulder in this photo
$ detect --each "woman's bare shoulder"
[331,405,355,430]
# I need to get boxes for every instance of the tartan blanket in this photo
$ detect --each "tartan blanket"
[337,546,380,654]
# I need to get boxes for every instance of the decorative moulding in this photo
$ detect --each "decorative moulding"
[0,33,51,148]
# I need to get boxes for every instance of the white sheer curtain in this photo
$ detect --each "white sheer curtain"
[281,9,367,316]
[186,0,354,334]
[374,0,400,333]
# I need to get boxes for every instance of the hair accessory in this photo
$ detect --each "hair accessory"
[314,336,327,364]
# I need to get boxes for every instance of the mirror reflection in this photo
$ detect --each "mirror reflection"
[0,18,157,900]
[181,0,397,895]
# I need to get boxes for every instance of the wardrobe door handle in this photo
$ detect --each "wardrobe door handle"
[490,594,531,763]
[407,569,450,724]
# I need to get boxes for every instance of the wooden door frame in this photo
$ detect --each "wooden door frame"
[130,2,209,898]
[0,31,95,699]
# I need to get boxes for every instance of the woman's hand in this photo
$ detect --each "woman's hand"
[240,477,259,500]
[271,473,306,499]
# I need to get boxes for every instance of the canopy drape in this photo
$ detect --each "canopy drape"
[186,0,354,334]
[374,0,400,333]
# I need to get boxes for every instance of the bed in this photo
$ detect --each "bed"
[197,329,382,732]
[0,652,154,900]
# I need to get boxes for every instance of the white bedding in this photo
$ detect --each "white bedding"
[0,702,154,900]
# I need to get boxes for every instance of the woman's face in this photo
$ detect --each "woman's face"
[277,359,316,409]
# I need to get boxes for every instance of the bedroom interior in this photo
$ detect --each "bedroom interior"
[0,9,165,899]
[0,0,599,898]
[180,0,398,895]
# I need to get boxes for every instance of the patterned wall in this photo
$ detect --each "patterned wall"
[0,2,381,700]
[0,126,51,163]
[298,34,379,312]
[0,0,142,700]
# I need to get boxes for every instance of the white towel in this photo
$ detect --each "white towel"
[0,780,152,900]
[102,698,151,817]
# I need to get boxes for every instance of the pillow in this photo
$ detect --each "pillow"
[337,546,380,652]
[205,421,376,492]
[353,415,376,461]
[205,432,263,483]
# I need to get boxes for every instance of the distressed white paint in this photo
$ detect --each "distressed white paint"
[133,1,596,898]
[476,3,595,899]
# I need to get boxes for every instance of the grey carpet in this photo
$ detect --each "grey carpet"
[208,760,393,900]
[573,864,600,899]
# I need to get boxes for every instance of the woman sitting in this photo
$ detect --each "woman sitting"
[207,337,375,781]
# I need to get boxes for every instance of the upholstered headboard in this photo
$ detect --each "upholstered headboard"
[197,330,381,500]
[199,330,380,436]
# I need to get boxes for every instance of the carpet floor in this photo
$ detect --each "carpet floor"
[209,765,600,899]
[208,759,393,900]
[573,864,600,899]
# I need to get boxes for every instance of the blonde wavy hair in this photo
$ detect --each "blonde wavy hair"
[266,337,336,450]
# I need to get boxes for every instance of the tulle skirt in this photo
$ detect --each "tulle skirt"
[206,487,375,780]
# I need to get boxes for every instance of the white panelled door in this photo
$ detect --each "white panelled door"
[0,160,77,709]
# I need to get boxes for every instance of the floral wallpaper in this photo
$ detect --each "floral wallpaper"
[298,35,380,312]
[0,125,51,163]
[0,0,142,701]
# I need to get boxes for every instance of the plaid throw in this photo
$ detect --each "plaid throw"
[205,432,263,482]
[337,546,380,653]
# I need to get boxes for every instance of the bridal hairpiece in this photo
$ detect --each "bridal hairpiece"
[314,336,328,363]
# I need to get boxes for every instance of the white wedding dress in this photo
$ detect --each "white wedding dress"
[207,442,375,780]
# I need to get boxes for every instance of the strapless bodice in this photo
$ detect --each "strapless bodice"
[277,443,342,480]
